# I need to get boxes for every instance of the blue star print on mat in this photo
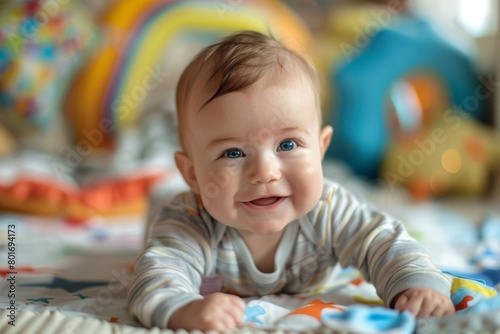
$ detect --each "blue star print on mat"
[21,276,109,293]
[243,305,266,325]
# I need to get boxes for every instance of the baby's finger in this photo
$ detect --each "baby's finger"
[226,306,244,327]
[229,295,247,313]
[394,293,409,312]
[223,296,245,326]
[198,306,242,332]
[394,294,409,312]
[416,301,438,317]
[395,294,422,316]
[430,301,455,317]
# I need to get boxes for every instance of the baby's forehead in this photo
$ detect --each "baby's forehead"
[194,57,315,104]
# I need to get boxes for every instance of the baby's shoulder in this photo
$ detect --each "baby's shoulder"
[320,178,346,200]
[158,191,206,220]
[322,177,340,190]
[148,191,220,239]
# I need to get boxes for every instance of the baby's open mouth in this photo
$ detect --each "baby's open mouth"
[250,197,282,206]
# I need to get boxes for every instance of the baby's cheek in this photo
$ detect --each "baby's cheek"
[302,162,321,175]
[295,158,323,180]
[292,160,324,205]
[199,169,242,214]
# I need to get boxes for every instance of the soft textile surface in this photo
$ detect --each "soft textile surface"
[1,203,500,333]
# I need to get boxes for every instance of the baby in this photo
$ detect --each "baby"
[128,30,455,331]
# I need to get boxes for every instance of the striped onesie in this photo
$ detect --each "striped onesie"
[128,179,451,328]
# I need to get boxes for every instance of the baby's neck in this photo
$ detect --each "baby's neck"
[239,230,285,273]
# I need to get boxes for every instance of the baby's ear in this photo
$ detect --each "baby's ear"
[319,126,333,159]
[174,151,200,194]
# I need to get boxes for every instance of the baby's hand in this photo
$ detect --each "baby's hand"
[393,288,455,317]
[168,292,246,331]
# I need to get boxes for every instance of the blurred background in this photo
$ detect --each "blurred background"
[0,0,498,221]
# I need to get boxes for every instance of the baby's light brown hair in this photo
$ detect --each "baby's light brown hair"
[175,30,321,150]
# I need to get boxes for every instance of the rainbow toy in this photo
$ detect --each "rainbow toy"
[64,0,313,150]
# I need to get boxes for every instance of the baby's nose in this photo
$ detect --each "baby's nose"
[247,154,281,185]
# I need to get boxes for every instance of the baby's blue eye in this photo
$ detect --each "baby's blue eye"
[223,149,243,159]
[278,140,297,151]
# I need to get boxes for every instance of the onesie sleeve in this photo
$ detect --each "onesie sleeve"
[127,192,216,328]
[325,182,451,307]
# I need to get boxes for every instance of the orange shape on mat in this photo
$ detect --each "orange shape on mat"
[349,277,365,286]
[288,299,344,320]
[455,295,474,311]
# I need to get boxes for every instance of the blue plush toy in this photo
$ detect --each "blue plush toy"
[325,17,485,180]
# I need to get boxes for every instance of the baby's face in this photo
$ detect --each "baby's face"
[181,71,331,237]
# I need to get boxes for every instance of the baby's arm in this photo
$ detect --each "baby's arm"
[392,288,455,317]
[128,194,227,329]
[326,183,452,316]
[168,292,246,331]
